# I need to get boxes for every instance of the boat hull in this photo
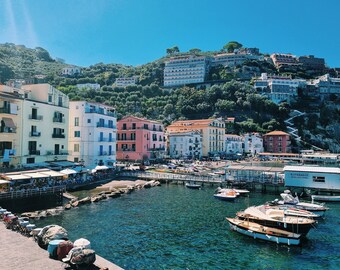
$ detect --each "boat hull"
[213,194,236,201]
[236,212,314,236]
[311,195,340,202]
[226,218,301,246]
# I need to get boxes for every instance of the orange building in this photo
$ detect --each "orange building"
[166,118,225,157]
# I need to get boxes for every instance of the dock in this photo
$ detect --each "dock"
[0,222,123,270]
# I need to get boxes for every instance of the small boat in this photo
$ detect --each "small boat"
[270,191,329,216]
[213,190,238,201]
[185,183,202,189]
[226,217,301,246]
[311,195,340,202]
[261,204,319,219]
[236,206,316,236]
[233,189,250,196]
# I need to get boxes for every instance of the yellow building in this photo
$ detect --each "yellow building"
[166,118,225,157]
[0,84,69,168]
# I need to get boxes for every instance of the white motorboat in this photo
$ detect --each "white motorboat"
[311,195,340,202]
[213,190,238,201]
[226,217,301,246]
[271,191,329,216]
[261,204,319,219]
[185,183,202,189]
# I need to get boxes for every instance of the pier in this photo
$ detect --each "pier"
[119,171,224,185]
[0,222,123,270]
[119,167,285,192]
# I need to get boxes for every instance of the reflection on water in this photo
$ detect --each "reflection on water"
[35,184,340,270]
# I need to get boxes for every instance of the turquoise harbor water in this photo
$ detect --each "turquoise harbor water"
[35,184,340,270]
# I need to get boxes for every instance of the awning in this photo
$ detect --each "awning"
[3,175,31,181]
[94,165,109,170]
[0,180,10,184]
[40,171,66,177]
[50,161,75,167]
[22,172,50,178]
[60,168,77,175]
[2,117,16,129]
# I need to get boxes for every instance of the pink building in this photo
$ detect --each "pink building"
[116,116,165,162]
[263,131,291,153]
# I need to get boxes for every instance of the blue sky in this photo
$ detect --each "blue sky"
[0,0,339,67]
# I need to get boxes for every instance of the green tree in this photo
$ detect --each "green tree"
[223,41,243,53]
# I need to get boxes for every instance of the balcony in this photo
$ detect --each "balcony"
[0,107,16,114]
[46,150,69,155]
[98,151,108,156]
[29,131,41,137]
[29,115,43,120]
[53,117,65,123]
[52,133,65,138]
[148,147,165,151]
[0,128,16,134]
[120,148,136,152]
[29,150,40,155]
[85,108,117,117]
[97,122,117,129]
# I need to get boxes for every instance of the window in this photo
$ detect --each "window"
[108,120,113,128]
[74,144,79,152]
[123,123,127,130]
[74,131,80,137]
[75,117,79,126]
[87,119,91,123]
[48,94,52,102]
[132,123,136,129]
[313,176,325,183]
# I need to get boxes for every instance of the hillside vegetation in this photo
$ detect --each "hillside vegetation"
[0,43,338,151]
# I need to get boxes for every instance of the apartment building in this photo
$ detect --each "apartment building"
[168,131,202,159]
[68,101,117,168]
[61,67,81,76]
[116,116,165,162]
[166,118,225,157]
[164,55,211,87]
[298,55,326,71]
[225,134,244,154]
[254,73,306,104]
[310,74,340,96]
[270,53,301,70]
[114,76,138,87]
[243,133,264,156]
[263,131,291,153]
[0,84,69,167]
[212,52,263,67]
[76,83,101,90]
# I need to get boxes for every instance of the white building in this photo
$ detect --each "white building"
[310,74,340,96]
[76,83,101,90]
[284,166,340,191]
[114,76,138,87]
[243,133,264,156]
[168,131,202,160]
[254,73,306,104]
[212,52,263,67]
[68,101,117,168]
[164,55,211,87]
[62,67,81,76]
[225,134,244,154]
[0,84,69,167]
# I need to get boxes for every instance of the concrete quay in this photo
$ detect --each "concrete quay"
[0,222,123,270]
